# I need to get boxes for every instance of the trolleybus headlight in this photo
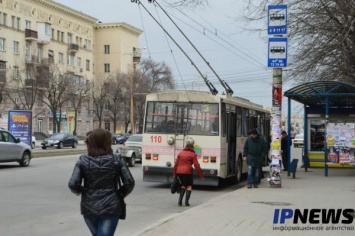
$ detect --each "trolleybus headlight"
[166,161,171,167]
[203,156,209,163]
[167,136,175,145]
[210,156,217,163]
[186,137,194,145]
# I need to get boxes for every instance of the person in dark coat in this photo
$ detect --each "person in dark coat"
[243,128,267,189]
[173,143,204,206]
[281,130,292,171]
[68,128,135,236]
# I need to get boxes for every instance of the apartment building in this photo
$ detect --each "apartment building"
[0,0,141,136]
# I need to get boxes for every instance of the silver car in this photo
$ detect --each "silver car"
[0,130,32,167]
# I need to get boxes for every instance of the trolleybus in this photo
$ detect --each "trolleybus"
[142,90,270,186]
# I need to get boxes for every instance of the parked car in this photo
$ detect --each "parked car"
[293,133,304,148]
[112,133,130,145]
[41,133,78,149]
[116,134,142,167]
[31,136,36,149]
[0,129,32,167]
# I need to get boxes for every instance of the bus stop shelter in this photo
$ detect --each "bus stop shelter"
[284,81,355,176]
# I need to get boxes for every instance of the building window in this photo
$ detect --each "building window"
[67,33,72,44]
[2,13,7,26]
[48,50,54,62]
[67,54,75,66]
[13,41,19,54]
[104,63,110,73]
[58,52,63,63]
[51,29,54,39]
[61,32,64,42]
[13,66,19,79]
[77,57,81,68]
[104,45,110,54]
[57,30,60,41]
[45,23,51,35]
[86,60,90,71]
[16,17,20,30]
[0,37,4,51]
[11,15,15,28]
[25,20,31,29]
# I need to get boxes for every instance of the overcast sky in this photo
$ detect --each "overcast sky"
[53,0,303,115]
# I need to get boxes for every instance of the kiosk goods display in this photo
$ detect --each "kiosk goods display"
[326,123,355,165]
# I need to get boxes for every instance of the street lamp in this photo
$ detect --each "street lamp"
[130,47,142,134]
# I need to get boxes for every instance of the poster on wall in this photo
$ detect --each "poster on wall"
[8,110,32,146]
[326,123,355,165]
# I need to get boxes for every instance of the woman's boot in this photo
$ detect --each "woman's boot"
[178,188,186,206]
[185,190,191,206]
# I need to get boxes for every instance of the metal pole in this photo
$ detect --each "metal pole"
[269,0,284,188]
[130,64,135,134]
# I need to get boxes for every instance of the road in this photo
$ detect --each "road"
[0,153,245,236]
[0,145,303,236]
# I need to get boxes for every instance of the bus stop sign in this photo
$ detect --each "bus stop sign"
[268,5,287,35]
[268,37,288,68]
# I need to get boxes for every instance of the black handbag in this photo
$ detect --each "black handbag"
[113,156,126,220]
[171,176,181,194]
[117,179,126,220]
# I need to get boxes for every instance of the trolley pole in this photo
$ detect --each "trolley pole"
[268,0,287,188]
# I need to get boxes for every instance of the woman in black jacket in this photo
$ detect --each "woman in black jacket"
[68,128,135,236]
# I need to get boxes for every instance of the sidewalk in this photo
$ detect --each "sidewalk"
[134,166,355,236]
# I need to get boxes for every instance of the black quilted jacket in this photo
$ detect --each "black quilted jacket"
[68,154,135,216]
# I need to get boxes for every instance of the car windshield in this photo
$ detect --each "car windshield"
[127,135,142,142]
[295,134,304,139]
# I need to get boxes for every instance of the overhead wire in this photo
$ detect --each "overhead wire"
[152,2,190,99]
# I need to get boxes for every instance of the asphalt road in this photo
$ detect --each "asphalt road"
[0,153,245,236]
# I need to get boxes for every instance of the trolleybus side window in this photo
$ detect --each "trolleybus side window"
[236,106,242,136]
[221,103,226,136]
[242,108,249,136]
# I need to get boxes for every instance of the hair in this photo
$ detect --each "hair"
[248,128,259,135]
[86,128,113,157]
[281,131,287,135]
[185,143,194,149]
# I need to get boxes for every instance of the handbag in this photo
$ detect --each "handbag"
[171,176,181,194]
[113,156,126,220]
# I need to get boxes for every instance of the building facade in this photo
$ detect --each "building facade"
[0,0,141,137]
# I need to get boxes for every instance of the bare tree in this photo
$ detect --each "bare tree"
[242,0,355,85]
[106,72,130,133]
[65,75,91,135]
[134,58,175,133]
[92,79,109,129]
[40,66,70,133]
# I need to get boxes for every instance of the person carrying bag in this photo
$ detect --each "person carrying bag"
[68,129,135,236]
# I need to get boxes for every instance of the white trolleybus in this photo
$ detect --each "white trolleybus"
[142,90,270,186]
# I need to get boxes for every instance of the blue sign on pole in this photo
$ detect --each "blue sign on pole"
[268,37,288,68]
[268,5,287,35]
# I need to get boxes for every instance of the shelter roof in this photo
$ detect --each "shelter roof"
[284,81,355,107]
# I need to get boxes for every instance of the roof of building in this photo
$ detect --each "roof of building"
[284,81,355,107]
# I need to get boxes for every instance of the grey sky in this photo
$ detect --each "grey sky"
[53,0,302,115]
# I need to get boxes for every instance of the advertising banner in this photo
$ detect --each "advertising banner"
[8,110,32,146]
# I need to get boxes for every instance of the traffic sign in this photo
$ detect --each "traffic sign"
[268,5,287,35]
[268,37,287,68]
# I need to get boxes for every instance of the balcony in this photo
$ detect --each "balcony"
[25,55,38,64]
[0,74,6,83]
[25,78,49,89]
[25,29,38,41]
[68,43,79,54]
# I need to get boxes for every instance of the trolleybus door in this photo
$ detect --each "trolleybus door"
[227,110,237,176]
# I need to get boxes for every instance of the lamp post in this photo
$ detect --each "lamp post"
[129,48,142,134]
